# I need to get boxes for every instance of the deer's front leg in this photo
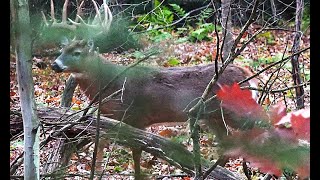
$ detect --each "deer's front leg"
[132,147,143,179]
[96,138,109,173]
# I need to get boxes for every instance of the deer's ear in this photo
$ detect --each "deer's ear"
[87,39,94,52]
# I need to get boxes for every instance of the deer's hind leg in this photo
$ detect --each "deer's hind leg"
[132,147,146,180]
[95,138,109,173]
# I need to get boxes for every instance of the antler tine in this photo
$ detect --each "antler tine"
[74,0,85,23]
[91,0,102,26]
[50,0,56,23]
[44,0,113,34]
[43,0,76,31]
[41,11,49,26]
[69,16,99,28]
[69,0,113,34]
[91,0,113,33]
[61,0,69,23]
[68,0,101,29]
[102,0,113,31]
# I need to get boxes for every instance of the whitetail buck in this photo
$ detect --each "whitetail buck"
[46,0,258,179]
[51,39,258,178]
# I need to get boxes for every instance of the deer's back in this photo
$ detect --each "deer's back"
[74,63,254,129]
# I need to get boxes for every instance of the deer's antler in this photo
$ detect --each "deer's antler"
[42,0,112,34]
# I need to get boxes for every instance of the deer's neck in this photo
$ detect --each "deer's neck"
[74,60,119,98]
[73,55,159,101]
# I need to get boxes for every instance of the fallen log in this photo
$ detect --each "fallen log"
[11,107,246,179]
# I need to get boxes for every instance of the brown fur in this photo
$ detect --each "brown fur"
[74,63,255,130]
[52,40,257,178]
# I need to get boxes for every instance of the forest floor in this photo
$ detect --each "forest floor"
[10,26,310,180]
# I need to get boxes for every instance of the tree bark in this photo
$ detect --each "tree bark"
[36,107,245,179]
[11,107,247,179]
[290,0,305,109]
[47,74,79,175]
[221,0,234,61]
[60,75,78,107]
[11,0,40,179]
[269,0,278,24]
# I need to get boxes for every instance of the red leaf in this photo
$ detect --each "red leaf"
[45,97,60,103]
[296,163,310,179]
[248,157,282,177]
[225,148,282,177]
[273,127,296,142]
[217,83,309,178]
[10,91,16,96]
[216,83,267,120]
[291,109,310,141]
[275,108,310,141]
[241,31,249,39]
[158,129,177,138]
[268,102,287,125]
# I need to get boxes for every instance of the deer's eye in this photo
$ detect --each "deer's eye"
[73,51,81,56]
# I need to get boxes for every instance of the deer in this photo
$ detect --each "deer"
[51,39,259,178]
[45,0,259,179]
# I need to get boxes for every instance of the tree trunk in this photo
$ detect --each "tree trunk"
[11,0,40,179]
[45,74,78,174]
[221,0,234,62]
[290,0,305,109]
[60,75,78,107]
[269,0,278,24]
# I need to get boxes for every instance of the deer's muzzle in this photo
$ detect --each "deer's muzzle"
[51,62,64,73]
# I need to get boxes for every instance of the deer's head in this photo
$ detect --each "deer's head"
[44,0,112,73]
[51,39,95,73]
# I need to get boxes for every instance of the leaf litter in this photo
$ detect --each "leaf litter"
[10,26,310,179]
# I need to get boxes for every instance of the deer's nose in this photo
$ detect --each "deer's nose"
[51,62,63,73]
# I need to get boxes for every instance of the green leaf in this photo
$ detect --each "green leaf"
[257,31,273,39]
[303,69,310,81]
[175,37,189,43]
[11,140,24,149]
[151,31,172,42]
[167,57,180,66]
[132,51,145,59]
[154,0,160,7]
[189,28,208,41]
[188,23,215,42]
[171,134,189,144]
[114,166,124,172]
[169,3,186,17]
[71,106,82,111]
[200,23,214,32]
[193,28,207,35]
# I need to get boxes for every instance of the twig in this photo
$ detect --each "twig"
[240,81,309,94]
[238,47,310,85]
[258,40,289,105]
[10,152,24,175]
[228,0,260,61]
[156,174,190,179]
[242,160,251,180]
[262,173,273,180]
[213,14,220,78]
[188,1,260,176]
[89,56,104,180]
[98,100,134,180]
[201,155,228,179]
